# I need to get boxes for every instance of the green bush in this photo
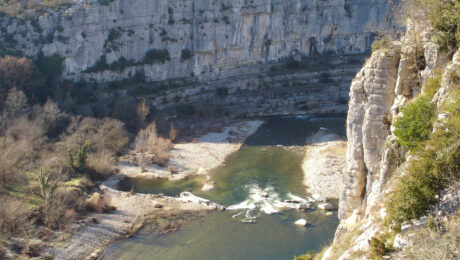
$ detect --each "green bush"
[388,92,460,225]
[109,56,136,72]
[293,251,315,260]
[387,158,441,224]
[143,49,170,64]
[394,97,435,150]
[425,0,460,53]
[104,28,123,52]
[371,37,393,52]
[423,70,442,98]
[36,52,64,78]
[369,237,385,259]
[84,55,109,73]
[181,49,194,62]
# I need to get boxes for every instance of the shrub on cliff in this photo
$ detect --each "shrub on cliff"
[394,96,435,151]
[422,70,442,98]
[144,49,170,64]
[180,49,194,62]
[424,0,460,53]
[388,88,460,225]
[36,52,64,78]
[371,37,393,52]
[293,251,315,260]
[387,158,442,224]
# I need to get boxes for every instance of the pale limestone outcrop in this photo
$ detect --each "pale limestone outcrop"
[394,57,416,96]
[340,26,453,222]
[1,0,397,82]
[420,28,450,83]
[0,0,400,117]
[338,49,399,220]
[433,49,460,110]
[333,27,457,260]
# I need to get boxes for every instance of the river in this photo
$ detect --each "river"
[104,115,346,260]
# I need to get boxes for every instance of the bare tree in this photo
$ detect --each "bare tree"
[34,170,57,227]
[136,98,150,129]
[169,122,178,142]
[0,56,43,108]
[135,122,173,169]
[4,88,28,118]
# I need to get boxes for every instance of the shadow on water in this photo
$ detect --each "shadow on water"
[245,114,346,147]
[119,114,346,204]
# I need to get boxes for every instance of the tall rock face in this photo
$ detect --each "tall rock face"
[338,22,450,222]
[1,0,398,81]
[0,0,399,116]
[338,49,399,220]
[329,19,454,258]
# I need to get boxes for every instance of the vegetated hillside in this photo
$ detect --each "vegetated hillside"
[0,0,401,118]
[0,53,185,258]
[295,0,459,259]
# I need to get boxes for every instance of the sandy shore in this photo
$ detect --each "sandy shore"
[49,120,264,259]
[302,129,347,199]
[50,185,219,260]
[119,120,264,182]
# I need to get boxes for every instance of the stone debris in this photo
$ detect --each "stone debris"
[318,203,334,210]
[294,219,308,226]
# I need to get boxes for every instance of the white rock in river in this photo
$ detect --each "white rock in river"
[318,203,334,210]
[294,219,308,226]
[201,183,215,191]
[179,192,216,207]
[312,193,327,202]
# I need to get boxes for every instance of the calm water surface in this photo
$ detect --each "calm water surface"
[105,115,346,260]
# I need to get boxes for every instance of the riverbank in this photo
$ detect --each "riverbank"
[49,186,219,260]
[302,129,347,199]
[118,120,264,184]
[48,120,263,259]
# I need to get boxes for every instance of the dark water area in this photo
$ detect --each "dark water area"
[107,115,346,260]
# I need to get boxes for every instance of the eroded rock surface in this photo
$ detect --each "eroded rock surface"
[339,49,399,219]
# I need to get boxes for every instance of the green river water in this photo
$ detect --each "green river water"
[104,115,346,260]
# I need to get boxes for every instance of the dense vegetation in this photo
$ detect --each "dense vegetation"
[387,0,460,224]
[0,55,176,257]
[388,76,460,225]
[425,0,460,54]
[381,0,460,228]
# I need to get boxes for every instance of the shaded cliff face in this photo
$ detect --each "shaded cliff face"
[2,0,397,82]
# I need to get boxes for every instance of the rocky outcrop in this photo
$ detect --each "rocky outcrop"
[331,18,458,257]
[338,49,399,220]
[339,23,454,222]
[1,0,398,82]
[0,0,400,116]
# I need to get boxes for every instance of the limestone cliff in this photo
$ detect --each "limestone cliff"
[327,20,457,259]
[1,0,399,116]
[2,0,398,81]
[338,48,400,220]
[339,24,451,220]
